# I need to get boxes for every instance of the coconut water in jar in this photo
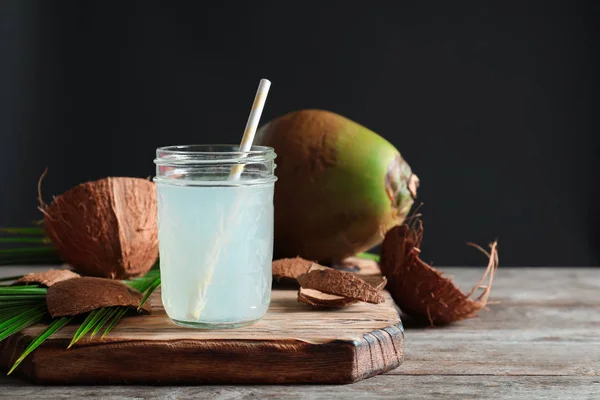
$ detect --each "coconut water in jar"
[154,145,276,328]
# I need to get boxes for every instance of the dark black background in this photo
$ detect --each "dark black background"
[1,1,598,266]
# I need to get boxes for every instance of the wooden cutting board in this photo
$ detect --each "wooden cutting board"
[0,261,403,385]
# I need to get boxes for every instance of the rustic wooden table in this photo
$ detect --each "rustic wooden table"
[0,266,598,399]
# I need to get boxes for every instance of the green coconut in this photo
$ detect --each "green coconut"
[255,109,419,263]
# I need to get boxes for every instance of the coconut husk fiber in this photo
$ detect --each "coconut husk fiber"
[379,219,499,326]
[46,277,151,318]
[39,175,158,279]
[12,269,80,287]
[297,264,384,304]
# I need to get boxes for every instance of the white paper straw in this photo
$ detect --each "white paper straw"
[188,79,272,320]
[228,78,271,180]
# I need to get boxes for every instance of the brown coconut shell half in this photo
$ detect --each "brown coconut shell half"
[298,273,387,308]
[39,175,158,279]
[297,264,385,304]
[379,220,499,326]
[46,277,152,318]
[12,269,80,287]
[272,257,315,285]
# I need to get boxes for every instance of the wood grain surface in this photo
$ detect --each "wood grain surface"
[0,271,403,384]
[1,375,599,399]
[0,266,598,399]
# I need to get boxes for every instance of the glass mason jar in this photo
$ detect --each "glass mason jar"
[153,145,277,329]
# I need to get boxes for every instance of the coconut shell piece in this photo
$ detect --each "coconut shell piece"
[272,257,315,285]
[298,274,387,308]
[380,220,499,326]
[297,264,384,304]
[12,269,80,287]
[39,176,158,279]
[298,288,357,308]
[46,277,151,318]
[298,275,387,308]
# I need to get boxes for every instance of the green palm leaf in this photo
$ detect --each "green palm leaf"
[0,285,41,289]
[0,300,45,308]
[0,249,162,374]
[101,308,128,338]
[0,306,46,332]
[8,316,73,375]
[0,309,46,342]
[91,307,118,337]
[138,277,161,310]
[0,305,33,317]
[69,308,111,348]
